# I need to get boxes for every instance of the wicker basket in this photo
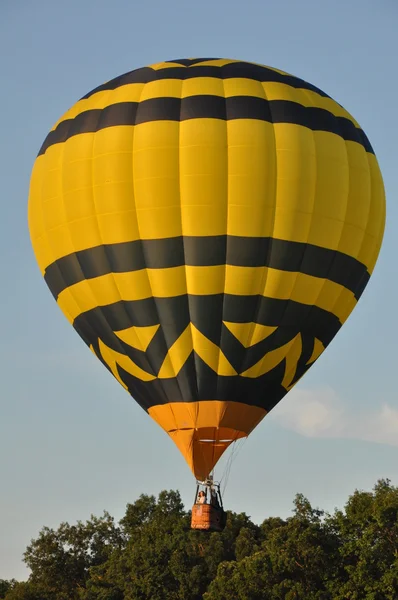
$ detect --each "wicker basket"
[191,504,227,532]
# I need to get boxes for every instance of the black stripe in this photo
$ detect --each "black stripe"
[73,294,342,351]
[287,332,318,388]
[87,309,300,377]
[44,236,369,300]
[112,350,288,412]
[80,61,330,100]
[38,96,373,156]
[166,58,219,66]
[80,294,339,412]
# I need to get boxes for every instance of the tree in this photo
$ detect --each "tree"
[81,490,208,600]
[3,582,50,600]
[205,494,339,599]
[5,481,398,599]
[22,512,123,599]
[0,581,15,599]
[327,478,398,599]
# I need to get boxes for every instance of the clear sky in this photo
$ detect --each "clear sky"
[1,0,397,581]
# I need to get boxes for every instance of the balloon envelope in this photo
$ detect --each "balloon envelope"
[28,58,385,480]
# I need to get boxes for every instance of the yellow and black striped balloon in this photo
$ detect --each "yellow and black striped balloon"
[28,58,385,481]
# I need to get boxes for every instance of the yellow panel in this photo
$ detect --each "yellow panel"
[358,154,385,273]
[265,124,314,242]
[227,119,276,238]
[140,78,182,100]
[282,334,303,389]
[191,325,237,376]
[158,325,192,378]
[40,143,67,171]
[336,141,372,258]
[315,279,346,314]
[146,266,187,296]
[61,187,93,225]
[225,265,266,296]
[357,234,376,272]
[63,131,98,161]
[63,164,93,203]
[223,78,266,98]
[272,122,317,214]
[42,196,67,235]
[42,226,74,269]
[182,77,225,97]
[96,210,142,247]
[115,324,160,351]
[227,119,276,197]
[93,125,134,155]
[28,162,44,237]
[98,339,155,384]
[241,335,298,378]
[308,132,350,221]
[131,120,179,149]
[251,323,278,346]
[179,118,228,237]
[365,155,386,240]
[41,165,63,204]
[92,152,134,188]
[228,204,277,238]
[223,322,277,347]
[132,121,181,239]
[285,272,324,306]
[41,133,90,171]
[133,153,179,209]
[134,206,184,239]
[306,214,345,250]
[28,161,50,272]
[337,223,366,263]
[185,266,224,295]
[227,128,276,207]
[56,265,354,324]
[92,180,137,215]
[262,269,298,300]
[320,282,356,319]
[367,235,384,277]
[48,216,102,259]
[307,338,325,364]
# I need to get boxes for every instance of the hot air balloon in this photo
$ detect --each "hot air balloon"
[28,58,385,532]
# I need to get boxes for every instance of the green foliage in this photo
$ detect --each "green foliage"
[3,479,398,599]
[327,478,398,599]
[0,581,16,599]
[2,581,51,600]
[22,511,123,600]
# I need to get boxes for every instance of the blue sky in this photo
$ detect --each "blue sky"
[1,0,397,581]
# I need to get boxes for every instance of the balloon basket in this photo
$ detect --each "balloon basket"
[191,503,227,532]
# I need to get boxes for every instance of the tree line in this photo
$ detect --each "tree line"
[2,479,398,599]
